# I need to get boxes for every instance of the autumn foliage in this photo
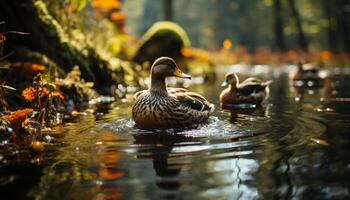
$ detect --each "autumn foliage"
[0,33,6,42]
[182,45,350,66]
[22,87,64,102]
[2,108,33,133]
[22,87,47,102]
[91,0,121,11]
[91,0,125,32]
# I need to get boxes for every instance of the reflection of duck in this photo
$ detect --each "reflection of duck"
[133,132,190,193]
[220,73,272,108]
[226,106,267,124]
[289,83,326,104]
[132,57,214,129]
[323,74,350,99]
[321,74,350,111]
[290,62,323,87]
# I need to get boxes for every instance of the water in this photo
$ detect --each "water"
[1,66,350,200]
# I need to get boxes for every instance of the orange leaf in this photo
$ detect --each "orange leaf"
[99,169,124,180]
[223,39,232,50]
[321,51,332,62]
[0,33,6,42]
[310,138,329,146]
[110,11,125,22]
[52,91,64,100]
[2,109,33,133]
[91,0,121,11]
[22,87,35,102]
[181,47,193,58]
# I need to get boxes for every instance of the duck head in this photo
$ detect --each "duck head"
[297,61,304,71]
[151,57,191,80]
[221,72,239,89]
[150,57,191,93]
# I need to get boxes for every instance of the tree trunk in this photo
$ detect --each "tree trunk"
[273,0,286,51]
[323,0,337,51]
[287,0,308,51]
[163,0,173,21]
[323,0,349,52]
[0,0,117,93]
[341,0,350,52]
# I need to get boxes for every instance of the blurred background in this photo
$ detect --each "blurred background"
[1,0,350,80]
[125,0,350,53]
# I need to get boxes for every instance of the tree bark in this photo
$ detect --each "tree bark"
[323,0,350,52]
[163,0,173,21]
[323,0,337,51]
[0,0,117,93]
[340,0,350,52]
[273,0,286,51]
[287,0,308,51]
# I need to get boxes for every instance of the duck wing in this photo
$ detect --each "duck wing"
[167,87,189,94]
[237,78,272,96]
[301,69,318,77]
[134,90,147,100]
[171,89,213,112]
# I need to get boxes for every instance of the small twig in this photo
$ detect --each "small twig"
[0,85,16,91]
[3,31,30,35]
[0,51,14,60]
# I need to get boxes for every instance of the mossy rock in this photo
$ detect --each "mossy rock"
[133,21,190,66]
[0,0,117,93]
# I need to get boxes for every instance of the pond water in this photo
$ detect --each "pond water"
[1,66,350,200]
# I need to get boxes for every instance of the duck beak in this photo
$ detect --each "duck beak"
[221,80,228,87]
[173,68,191,79]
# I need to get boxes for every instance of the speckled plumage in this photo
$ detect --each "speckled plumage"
[132,57,214,129]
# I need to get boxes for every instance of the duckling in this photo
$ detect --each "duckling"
[132,57,214,129]
[220,73,272,108]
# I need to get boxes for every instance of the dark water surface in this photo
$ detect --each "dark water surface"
[1,66,350,200]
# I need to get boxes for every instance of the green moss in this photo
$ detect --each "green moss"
[1,0,138,93]
[133,21,191,66]
[32,0,119,90]
[0,118,10,139]
[140,21,190,47]
[34,0,68,43]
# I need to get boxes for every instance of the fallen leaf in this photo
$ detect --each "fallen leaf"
[310,138,329,146]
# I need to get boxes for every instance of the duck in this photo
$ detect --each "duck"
[290,61,321,83]
[132,57,214,129]
[220,72,272,108]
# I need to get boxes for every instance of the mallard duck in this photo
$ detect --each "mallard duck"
[220,73,272,108]
[132,57,214,129]
[291,61,320,81]
[290,62,324,87]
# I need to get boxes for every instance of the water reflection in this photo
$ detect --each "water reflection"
[289,82,324,103]
[92,132,125,200]
[192,158,259,199]
[223,106,268,124]
[133,132,187,198]
[2,66,350,199]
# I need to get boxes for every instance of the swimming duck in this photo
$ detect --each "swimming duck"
[132,57,214,129]
[220,73,272,108]
[291,61,320,81]
[290,61,324,87]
